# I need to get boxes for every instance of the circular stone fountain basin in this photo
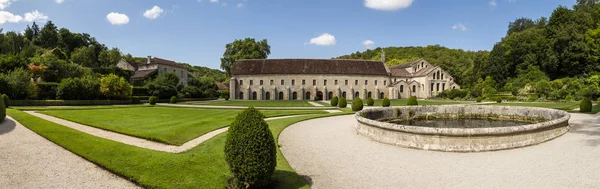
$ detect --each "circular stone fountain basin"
[355,105,570,152]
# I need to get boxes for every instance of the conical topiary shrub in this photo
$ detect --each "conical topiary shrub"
[580,98,592,113]
[0,94,5,122]
[1,94,9,108]
[170,96,177,104]
[149,96,158,105]
[331,96,338,106]
[366,97,374,106]
[352,97,364,111]
[338,97,347,108]
[382,97,391,107]
[224,107,276,188]
[407,96,418,106]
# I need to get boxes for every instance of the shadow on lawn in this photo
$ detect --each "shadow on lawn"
[0,118,16,135]
[271,170,311,189]
[568,114,600,147]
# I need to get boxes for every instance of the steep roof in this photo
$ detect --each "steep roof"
[216,82,229,91]
[389,59,423,69]
[232,59,388,76]
[131,69,157,79]
[150,57,186,69]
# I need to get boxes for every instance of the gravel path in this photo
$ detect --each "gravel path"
[27,111,304,153]
[308,101,324,107]
[0,117,139,189]
[279,113,600,189]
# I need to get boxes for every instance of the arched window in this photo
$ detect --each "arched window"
[453,86,456,89]
[442,83,446,91]
[342,92,347,99]
[412,85,416,93]
[252,92,257,100]
[431,83,434,92]
[278,92,284,100]
[436,83,440,91]
[328,92,333,100]
[441,73,444,80]
[379,92,384,99]
[239,92,244,99]
[368,92,372,98]
[354,92,360,98]
[292,92,298,100]
[421,62,424,67]
[437,71,440,79]
[400,85,404,93]
[265,92,271,100]
[305,92,311,100]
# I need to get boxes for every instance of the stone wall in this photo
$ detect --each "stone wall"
[355,105,570,152]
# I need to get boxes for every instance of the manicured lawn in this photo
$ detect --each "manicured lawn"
[40,107,326,145]
[7,109,352,189]
[13,105,149,111]
[486,101,600,114]
[185,100,315,107]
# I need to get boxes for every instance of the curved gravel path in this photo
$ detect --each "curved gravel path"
[27,111,304,153]
[279,113,600,189]
[0,117,139,188]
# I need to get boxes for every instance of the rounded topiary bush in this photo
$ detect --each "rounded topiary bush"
[407,96,418,106]
[366,97,374,106]
[224,107,276,188]
[565,95,574,102]
[382,98,391,107]
[476,96,482,103]
[338,97,347,108]
[495,97,502,103]
[0,94,5,122]
[352,97,364,112]
[149,96,158,105]
[580,98,592,113]
[170,96,177,104]
[313,96,319,101]
[1,94,9,108]
[331,96,338,106]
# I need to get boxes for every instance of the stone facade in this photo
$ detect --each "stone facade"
[230,58,460,100]
[117,56,189,86]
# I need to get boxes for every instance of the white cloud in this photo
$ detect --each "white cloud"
[489,0,496,7]
[237,3,243,8]
[0,0,13,10]
[0,11,21,24]
[55,0,64,4]
[452,23,468,31]
[364,0,413,11]
[308,33,336,46]
[106,12,129,25]
[209,0,218,2]
[23,10,48,22]
[362,40,375,49]
[143,6,164,19]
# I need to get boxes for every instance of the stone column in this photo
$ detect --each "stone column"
[230,77,236,100]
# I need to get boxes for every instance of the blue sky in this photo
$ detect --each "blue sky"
[0,0,577,69]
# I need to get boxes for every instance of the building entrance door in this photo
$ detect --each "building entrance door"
[316,91,323,100]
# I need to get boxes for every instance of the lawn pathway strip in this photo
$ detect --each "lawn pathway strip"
[26,111,303,153]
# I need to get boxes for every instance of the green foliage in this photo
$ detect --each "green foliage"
[338,97,347,108]
[352,97,364,111]
[70,46,97,67]
[0,94,5,122]
[495,97,502,103]
[224,107,276,188]
[181,85,202,98]
[565,95,575,102]
[57,76,100,100]
[2,94,9,107]
[580,98,592,112]
[382,97,391,107]
[221,38,271,76]
[407,96,418,106]
[476,96,482,102]
[132,87,149,96]
[188,76,219,98]
[366,97,374,106]
[438,89,467,100]
[131,96,141,104]
[220,90,230,100]
[36,82,59,100]
[149,96,157,105]
[146,73,179,99]
[313,96,319,101]
[170,96,177,104]
[330,96,338,106]
[100,74,132,100]
[0,68,38,99]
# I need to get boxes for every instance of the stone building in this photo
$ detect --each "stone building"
[230,58,459,100]
[116,56,190,86]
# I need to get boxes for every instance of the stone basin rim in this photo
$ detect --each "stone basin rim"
[355,105,571,136]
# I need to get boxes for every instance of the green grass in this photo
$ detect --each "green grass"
[40,107,326,145]
[486,101,600,114]
[370,99,473,107]
[7,109,352,189]
[184,100,315,107]
[13,105,149,111]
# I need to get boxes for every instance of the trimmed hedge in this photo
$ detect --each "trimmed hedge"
[313,96,319,101]
[224,107,276,188]
[9,100,136,106]
[495,97,502,103]
[170,96,177,104]
[131,96,141,104]
[149,96,158,105]
[580,98,592,113]
[407,96,418,106]
[338,97,347,108]
[1,94,9,107]
[331,96,338,106]
[352,97,364,111]
[476,96,482,103]
[0,94,5,122]
[132,86,149,96]
[36,82,59,100]
[366,97,374,106]
[382,98,390,107]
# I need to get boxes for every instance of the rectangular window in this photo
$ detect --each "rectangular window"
[384,80,386,86]
[292,80,295,85]
[375,80,378,85]
[335,80,338,85]
[240,80,243,85]
[181,71,183,77]
[365,80,368,85]
[355,80,358,85]
[302,80,306,85]
[324,80,328,86]
[270,80,273,85]
[164,68,167,72]
[250,80,253,85]
[313,80,316,86]
[442,83,446,91]
[281,80,284,85]
[345,80,348,85]
[260,80,263,85]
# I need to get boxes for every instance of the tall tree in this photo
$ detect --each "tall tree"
[98,47,122,68]
[38,21,59,48]
[71,46,97,67]
[24,25,34,41]
[31,22,40,38]
[220,38,270,76]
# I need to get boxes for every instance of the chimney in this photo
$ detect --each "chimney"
[147,56,151,64]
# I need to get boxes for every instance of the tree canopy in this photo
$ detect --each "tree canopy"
[220,38,270,76]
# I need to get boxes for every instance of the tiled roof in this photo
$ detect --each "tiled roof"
[389,59,423,69]
[216,82,229,91]
[131,69,157,79]
[233,59,388,76]
[151,57,186,69]
[125,60,139,70]
[390,68,411,77]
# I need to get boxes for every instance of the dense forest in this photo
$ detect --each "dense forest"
[338,0,600,101]
[0,21,225,101]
